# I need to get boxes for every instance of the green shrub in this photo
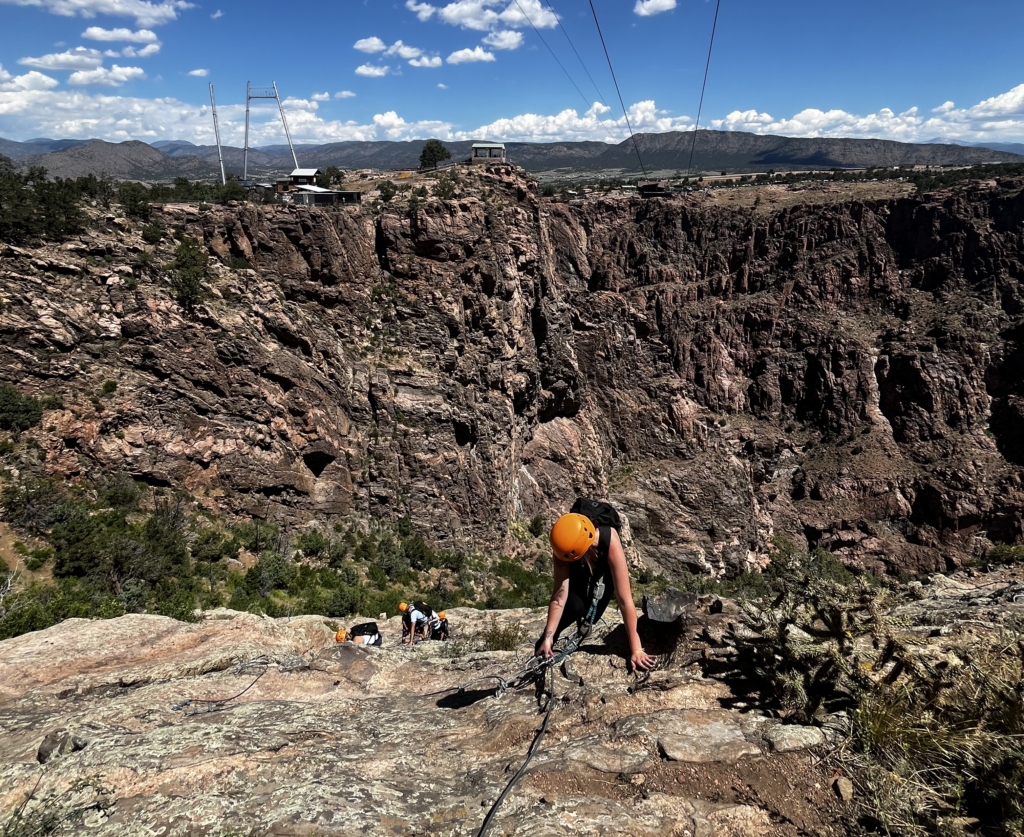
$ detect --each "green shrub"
[0,384,42,432]
[229,256,251,271]
[486,558,550,609]
[191,527,238,563]
[295,528,330,559]
[528,515,545,538]
[24,548,52,571]
[375,535,409,579]
[987,544,1024,565]
[101,380,117,395]
[478,615,529,651]
[141,223,163,244]
[167,236,209,313]
[232,520,278,554]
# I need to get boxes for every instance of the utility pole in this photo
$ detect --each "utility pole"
[243,81,251,182]
[209,83,226,186]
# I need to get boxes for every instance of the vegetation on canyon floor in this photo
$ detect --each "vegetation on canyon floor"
[0,456,553,643]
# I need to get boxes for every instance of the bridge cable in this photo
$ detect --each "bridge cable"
[512,0,592,114]
[546,3,610,110]
[586,0,649,180]
[686,0,722,177]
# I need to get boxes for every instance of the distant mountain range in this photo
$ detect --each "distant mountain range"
[2,130,1022,181]
[919,137,1024,156]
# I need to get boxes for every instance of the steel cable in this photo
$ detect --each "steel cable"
[686,0,723,176]
[586,0,648,180]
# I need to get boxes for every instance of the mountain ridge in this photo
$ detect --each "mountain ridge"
[3,129,1022,180]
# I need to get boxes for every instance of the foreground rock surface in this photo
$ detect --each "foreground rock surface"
[4,570,1019,836]
[1,605,843,837]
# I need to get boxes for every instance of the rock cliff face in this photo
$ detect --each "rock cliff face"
[1,167,1023,577]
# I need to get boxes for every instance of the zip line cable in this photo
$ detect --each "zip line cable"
[546,3,609,111]
[586,0,648,180]
[512,0,592,113]
[686,0,722,177]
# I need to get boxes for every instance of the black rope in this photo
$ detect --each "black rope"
[477,664,556,837]
[173,666,270,715]
[686,0,722,177]
[547,2,609,110]
[586,0,648,180]
[512,0,591,112]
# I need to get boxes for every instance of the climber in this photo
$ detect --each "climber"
[538,500,655,673]
[431,611,450,641]
[335,621,383,646]
[399,601,435,645]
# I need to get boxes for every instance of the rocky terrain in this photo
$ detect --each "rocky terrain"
[1,569,1020,836]
[2,165,1023,579]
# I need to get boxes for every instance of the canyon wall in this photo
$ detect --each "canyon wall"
[2,168,1022,578]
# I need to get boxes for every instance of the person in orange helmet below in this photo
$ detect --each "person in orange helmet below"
[538,501,656,673]
[399,601,436,645]
[430,611,450,641]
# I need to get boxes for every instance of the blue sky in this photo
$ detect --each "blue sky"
[0,0,1022,146]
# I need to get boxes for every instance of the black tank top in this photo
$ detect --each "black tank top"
[568,525,611,599]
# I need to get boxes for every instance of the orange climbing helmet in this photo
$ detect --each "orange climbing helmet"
[550,513,596,562]
[336,628,348,642]
[398,602,409,612]
[438,611,446,620]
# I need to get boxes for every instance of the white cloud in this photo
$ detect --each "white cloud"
[447,46,495,64]
[81,26,159,42]
[455,99,690,142]
[0,64,60,92]
[187,68,208,77]
[120,42,160,57]
[334,90,356,98]
[497,0,557,29]
[104,49,120,57]
[437,83,448,89]
[281,97,317,111]
[355,64,389,77]
[406,0,434,20]
[0,0,194,27]
[385,40,422,59]
[409,55,442,68]
[354,36,387,53]
[634,0,676,16]
[210,8,221,17]
[483,30,522,49]
[411,0,556,32]
[704,85,1024,145]
[311,92,330,102]
[1,82,1022,153]
[68,64,145,86]
[19,47,103,70]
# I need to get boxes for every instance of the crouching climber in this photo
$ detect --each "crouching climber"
[336,621,383,646]
[430,611,450,641]
[399,601,436,645]
[538,498,655,673]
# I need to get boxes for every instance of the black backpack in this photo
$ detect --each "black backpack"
[411,601,434,618]
[570,497,622,533]
[349,621,378,637]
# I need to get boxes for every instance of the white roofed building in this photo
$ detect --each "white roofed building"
[471,143,506,164]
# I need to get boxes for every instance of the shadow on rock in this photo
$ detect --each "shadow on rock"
[436,688,497,709]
